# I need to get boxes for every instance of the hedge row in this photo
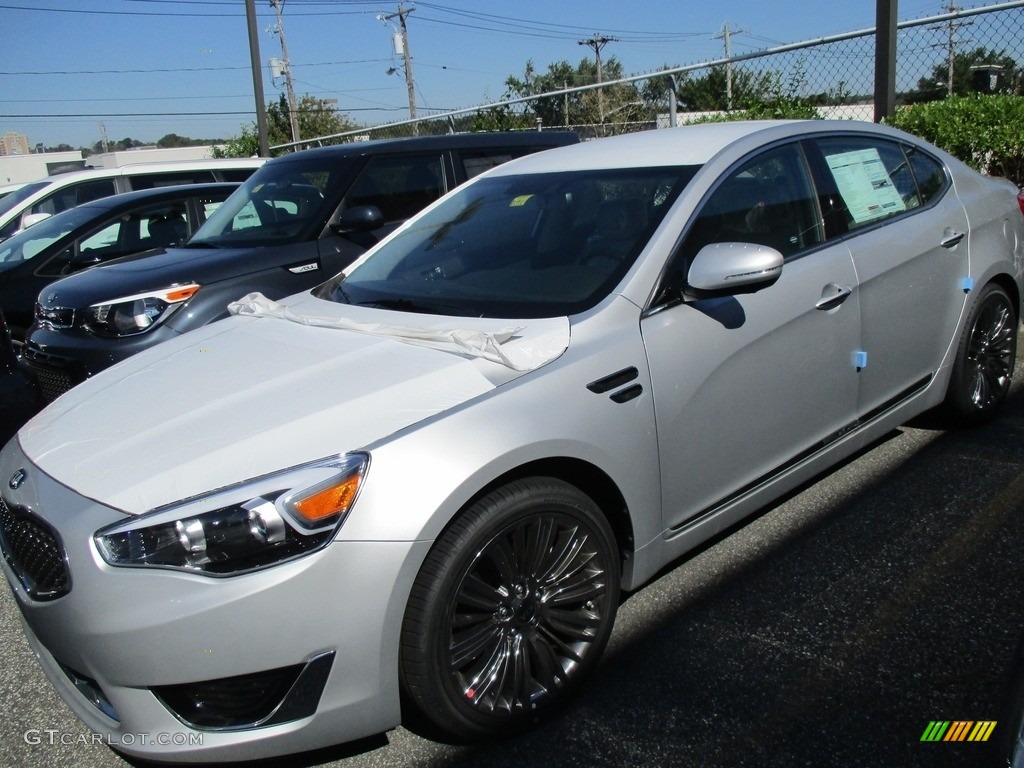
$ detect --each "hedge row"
[884,95,1024,187]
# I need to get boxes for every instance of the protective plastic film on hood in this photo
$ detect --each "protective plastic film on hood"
[18,293,570,515]
[228,292,568,371]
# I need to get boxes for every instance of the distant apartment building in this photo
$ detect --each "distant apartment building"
[0,132,30,156]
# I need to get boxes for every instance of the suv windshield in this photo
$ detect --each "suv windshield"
[0,181,48,220]
[0,205,94,271]
[320,166,698,319]
[189,157,350,248]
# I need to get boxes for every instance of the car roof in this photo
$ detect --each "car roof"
[487,120,920,175]
[71,182,239,213]
[45,157,263,183]
[268,131,579,165]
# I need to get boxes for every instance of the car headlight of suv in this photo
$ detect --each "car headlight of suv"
[95,453,369,576]
[83,284,200,337]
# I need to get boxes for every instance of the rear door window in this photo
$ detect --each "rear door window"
[813,137,925,231]
[343,154,445,223]
[457,145,567,181]
[30,179,117,217]
[128,170,217,190]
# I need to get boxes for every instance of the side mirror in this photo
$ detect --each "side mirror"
[21,212,52,230]
[687,242,783,296]
[330,205,384,234]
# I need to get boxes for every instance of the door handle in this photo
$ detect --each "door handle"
[941,229,965,249]
[815,285,852,311]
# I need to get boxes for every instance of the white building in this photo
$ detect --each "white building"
[0,151,85,184]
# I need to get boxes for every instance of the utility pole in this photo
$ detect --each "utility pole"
[874,0,897,122]
[245,0,269,156]
[714,22,745,110]
[935,1,972,96]
[577,34,617,123]
[380,3,418,133]
[269,0,300,143]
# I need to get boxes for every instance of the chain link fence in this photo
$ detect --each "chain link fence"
[275,1,1024,151]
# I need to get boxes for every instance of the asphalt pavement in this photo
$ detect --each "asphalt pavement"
[2,333,1023,768]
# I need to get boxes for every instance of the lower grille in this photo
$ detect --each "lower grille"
[22,350,77,404]
[0,497,71,601]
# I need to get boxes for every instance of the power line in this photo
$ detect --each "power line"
[0,2,373,16]
[0,59,389,76]
[414,1,710,41]
[0,111,256,117]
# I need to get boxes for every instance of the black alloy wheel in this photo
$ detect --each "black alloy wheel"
[945,282,1018,423]
[400,477,620,740]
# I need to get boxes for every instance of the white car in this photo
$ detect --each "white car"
[0,158,263,242]
[1,121,1022,762]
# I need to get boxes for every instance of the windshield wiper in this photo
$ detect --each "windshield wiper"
[183,241,221,249]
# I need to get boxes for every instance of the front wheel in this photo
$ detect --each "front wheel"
[944,283,1018,424]
[400,478,620,740]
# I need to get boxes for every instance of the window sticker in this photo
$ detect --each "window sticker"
[825,148,906,225]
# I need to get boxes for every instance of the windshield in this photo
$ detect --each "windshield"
[0,180,48,219]
[0,204,95,271]
[0,180,47,217]
[189,157,350,247]
[319,166,698,319]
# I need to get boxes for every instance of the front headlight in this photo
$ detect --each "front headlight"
[95,453,369,576]
[83,284,200,337]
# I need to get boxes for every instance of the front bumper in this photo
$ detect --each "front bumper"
[0,440,427,762]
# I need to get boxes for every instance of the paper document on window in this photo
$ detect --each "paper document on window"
[825,148,906,225]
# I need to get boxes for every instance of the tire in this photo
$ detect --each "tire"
[944,282,1018,424]
[400,477,620,740]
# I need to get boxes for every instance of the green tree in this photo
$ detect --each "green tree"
[215,94,361,157]
[157,133,192,148]
[675,66,777,112]
[466,104,534,132]
[503,57,643,129]
[913,47,1020,100]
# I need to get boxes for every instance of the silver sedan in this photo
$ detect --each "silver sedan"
[1,120,1022,762]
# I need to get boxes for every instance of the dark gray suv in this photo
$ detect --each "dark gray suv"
[24,132,578,401]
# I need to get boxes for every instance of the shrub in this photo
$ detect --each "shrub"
[885,95,1024,187]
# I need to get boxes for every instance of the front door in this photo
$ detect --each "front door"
[642,142,862,531]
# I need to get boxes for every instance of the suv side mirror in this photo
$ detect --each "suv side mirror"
[331,205,384,234]
[687,242,783,296]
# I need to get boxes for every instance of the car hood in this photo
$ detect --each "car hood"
[18,291,569,515]
[38,241,316,307]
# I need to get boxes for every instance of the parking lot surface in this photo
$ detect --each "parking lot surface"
[2,331,1023,768]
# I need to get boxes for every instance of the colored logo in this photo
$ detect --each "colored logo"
[920,721,997,742]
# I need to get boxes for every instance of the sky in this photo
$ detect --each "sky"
[0,0,968,150]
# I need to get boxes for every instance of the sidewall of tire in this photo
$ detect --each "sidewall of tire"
[944,283,1018,424]
[399,477,620,740]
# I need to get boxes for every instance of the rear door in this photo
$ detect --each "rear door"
[808,136,969,417]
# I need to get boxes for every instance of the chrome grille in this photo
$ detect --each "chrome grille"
[34,303,75,329]
[0,496,71,601]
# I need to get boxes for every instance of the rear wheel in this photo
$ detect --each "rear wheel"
[944,283,1018,424]
[400,477,620,740]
